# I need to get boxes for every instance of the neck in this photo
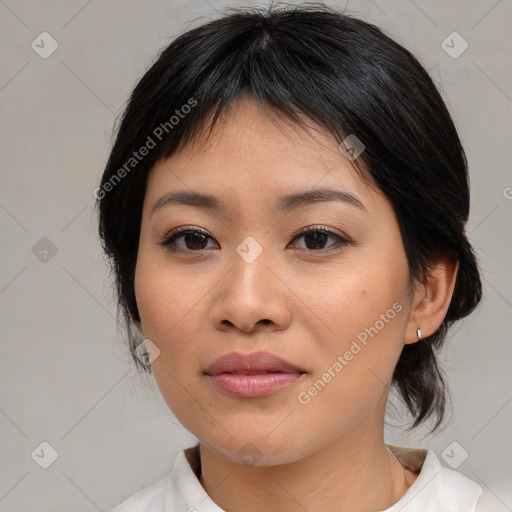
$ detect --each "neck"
[198,425,411,512]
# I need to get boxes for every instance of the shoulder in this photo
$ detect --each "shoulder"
[435,462,482,503]
[109,473,169,512]
[386,444,483,511]
[108,445,206,512]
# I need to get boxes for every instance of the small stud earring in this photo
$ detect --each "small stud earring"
[417,328,422,340]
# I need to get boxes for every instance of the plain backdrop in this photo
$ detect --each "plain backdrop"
[0,0,511,510]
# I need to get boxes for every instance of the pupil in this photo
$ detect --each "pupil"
[305,231,327,249]
[182,230,328,250]
[186,231,208,250]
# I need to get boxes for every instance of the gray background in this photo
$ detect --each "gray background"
[0,0,510,510]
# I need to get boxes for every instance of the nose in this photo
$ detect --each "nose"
[209,243,292,335]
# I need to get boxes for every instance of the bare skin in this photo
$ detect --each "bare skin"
[134,97,458,511]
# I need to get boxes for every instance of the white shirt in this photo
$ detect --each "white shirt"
[110,443,484,511]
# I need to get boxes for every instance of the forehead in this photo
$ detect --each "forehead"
[144,97,376,212]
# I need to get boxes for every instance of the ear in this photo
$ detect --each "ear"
[404,252,459,345]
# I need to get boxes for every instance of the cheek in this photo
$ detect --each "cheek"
[304,260,407,345]
[135,242,201,334]
[134,249,201,370]
[134,254,211,427]
[302,248,410,388]
[292,281,408,443]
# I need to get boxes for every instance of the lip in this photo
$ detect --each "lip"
[204,351,306,398]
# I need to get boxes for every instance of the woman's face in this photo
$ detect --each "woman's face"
[134,97,416,465]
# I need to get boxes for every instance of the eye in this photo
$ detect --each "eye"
[159,226,218,252]
[288,225,349,251]
[159,225,349,253]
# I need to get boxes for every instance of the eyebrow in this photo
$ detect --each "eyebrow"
[150,187,367,217]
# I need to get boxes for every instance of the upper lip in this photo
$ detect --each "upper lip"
[204,351,306,375]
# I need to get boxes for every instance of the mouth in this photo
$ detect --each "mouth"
[204,351,306,398]
[218,370,284,375]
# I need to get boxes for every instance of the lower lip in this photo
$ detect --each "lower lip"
[207,372,304,398]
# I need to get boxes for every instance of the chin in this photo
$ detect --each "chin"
[196,426,316,468]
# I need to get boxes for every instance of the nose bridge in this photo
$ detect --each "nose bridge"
[230,234,274,300]
[209,233,291,333]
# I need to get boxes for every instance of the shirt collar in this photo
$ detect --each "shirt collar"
[169,443,482,512]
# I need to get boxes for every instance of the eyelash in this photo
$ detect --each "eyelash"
[158,225,349,253]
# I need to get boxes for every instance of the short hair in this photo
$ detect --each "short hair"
[96,2,482,432]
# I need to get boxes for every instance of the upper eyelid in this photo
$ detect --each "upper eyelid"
[160,225,348,247]
[292,225,346,237]
[164,225,344,238]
